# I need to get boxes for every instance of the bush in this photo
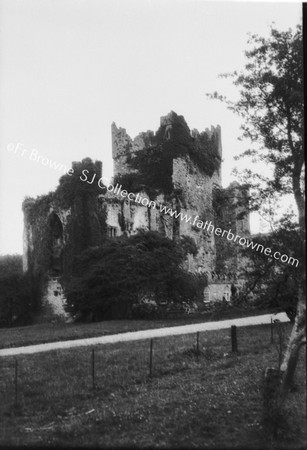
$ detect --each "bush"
[0,256,42,327]
[63,231,206,321]
[131,293,160,319]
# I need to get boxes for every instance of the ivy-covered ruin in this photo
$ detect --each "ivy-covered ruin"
[22,111,250,320]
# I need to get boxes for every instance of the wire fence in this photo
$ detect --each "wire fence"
[0,320,287,413]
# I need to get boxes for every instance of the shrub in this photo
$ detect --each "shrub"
[0,255,42,327]
[63,231,205,321]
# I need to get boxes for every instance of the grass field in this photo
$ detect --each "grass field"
[0,307,274,349]
[0,322,306,448]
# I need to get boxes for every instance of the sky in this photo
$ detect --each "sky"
[0,0,302,255]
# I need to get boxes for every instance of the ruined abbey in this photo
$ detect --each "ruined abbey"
[22,111,250,318]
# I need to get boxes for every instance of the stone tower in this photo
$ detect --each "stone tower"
[22,111,250,320]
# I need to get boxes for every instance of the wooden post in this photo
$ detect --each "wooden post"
[263,367,282,436]
[14,358,18,406]
[231,325,238,352]
[149,339,153,378]
[196,332,200,360]
[270,317,274,344]
[91,349,96,390]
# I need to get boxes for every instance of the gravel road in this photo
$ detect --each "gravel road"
[0,312,289,357]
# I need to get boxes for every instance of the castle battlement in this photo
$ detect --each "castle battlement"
[22,111,250,319]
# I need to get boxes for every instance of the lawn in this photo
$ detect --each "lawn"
[0,322,306,448]
[0,307,274,349]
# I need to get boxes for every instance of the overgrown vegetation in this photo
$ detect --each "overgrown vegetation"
[63,231,206,321]
[237,221,302,323]
[212,183,302,322]
[54,158,103,208]
[23,158,108,281]
[0,255,42,327]
[55,158,108,272]
[23,195,54,278]
[212,187,238,274]
[114,113,221,197]
[208,24,305,391]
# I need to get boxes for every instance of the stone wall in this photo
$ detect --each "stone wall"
[213,182,250,275]
[22,111,251,316]
[101,191,151,238]
[111,123,154,177]
[41,277,71,322]
[110,111,224,275]
[204,283,232,303]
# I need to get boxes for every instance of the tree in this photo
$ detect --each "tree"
[63,231,205,321]
[208,25,305,393]
[0,255,42,326]
[234,220,303,323]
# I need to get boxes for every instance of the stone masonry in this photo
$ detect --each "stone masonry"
[23,111,250,317]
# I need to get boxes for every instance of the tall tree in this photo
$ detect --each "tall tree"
[0,255,42,326]
[208,25,305,392]
[63,231,205,321]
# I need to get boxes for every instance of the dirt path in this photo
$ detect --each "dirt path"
[0,312,289,357]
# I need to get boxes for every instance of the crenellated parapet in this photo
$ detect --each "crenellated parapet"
[111,123,155,177]
[23,111,251,317]
[110,112,226,274]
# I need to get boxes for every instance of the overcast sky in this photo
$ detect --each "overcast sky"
[0,0,302,255]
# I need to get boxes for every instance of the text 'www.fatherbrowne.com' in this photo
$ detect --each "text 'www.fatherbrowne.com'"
[6,142,299,270]
[86,172,298,268]
[78,170,300,268]
[78,168,299,268]
[158,205,299,267]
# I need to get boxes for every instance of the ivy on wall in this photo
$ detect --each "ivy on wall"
[23,158,108,282]
[212,187,246,274]
[23,194,54,279]
[114,113,221,198]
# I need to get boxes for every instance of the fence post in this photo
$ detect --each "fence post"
[231,325,238,352]
[149,339,153,378]
[14,358,18,407]
[196,332,200,360]
[270,317,274,344]
[92,349,96,390]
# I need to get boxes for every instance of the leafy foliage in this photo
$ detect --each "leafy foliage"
[114,113,221,197]
[55,158,104,208]
[23,158,108,281]
[61,159,107,263]
[208,25,305,389]
[0,254,23,277]
[208,25,304,300]
[23,195,55,278]
[63,231,206,321]
[0,255,42,327]
[208,25,304,224]
[212,185,247,273]
[179,235,198,257]
[236,222,302,322]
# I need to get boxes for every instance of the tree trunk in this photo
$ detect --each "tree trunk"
[279,161,306,395]
[280,284,306,393]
